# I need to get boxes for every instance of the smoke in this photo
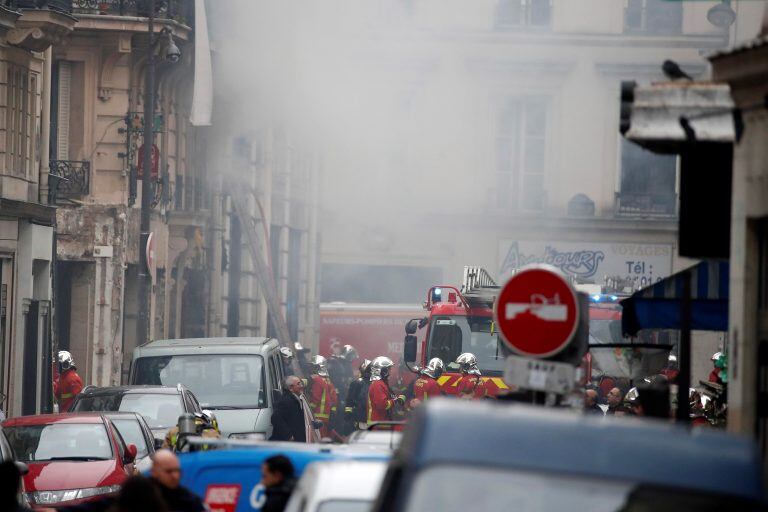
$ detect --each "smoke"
[205,0,756,299]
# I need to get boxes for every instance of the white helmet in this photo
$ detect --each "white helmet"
[58,351,75,371]
[421,358,444,379]
[279,346,294,361]
[311,355,328,377]
[455,353,479,374]
[370,356,394,381]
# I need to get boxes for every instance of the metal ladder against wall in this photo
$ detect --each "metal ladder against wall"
[228,185,292,345]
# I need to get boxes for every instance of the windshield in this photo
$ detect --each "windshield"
[133,354,266,409]
[403,466,761,512]
[5,423,112,462]
[72,393,184,430]
[110,418,149,458]
[317,500,371,512]
[427,316,507,373]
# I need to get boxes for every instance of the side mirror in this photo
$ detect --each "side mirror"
[404,335,417,363]
[405,319,419,335]
[125,444,138,464]
[14,461,28,475]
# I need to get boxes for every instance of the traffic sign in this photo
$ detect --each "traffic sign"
[494,265,580,358]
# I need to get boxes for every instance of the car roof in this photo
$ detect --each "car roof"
[79,385,183,395]
[138,337,276,349]
[301,460,388,503]
[2,413,107,426]
[401,399,763,501]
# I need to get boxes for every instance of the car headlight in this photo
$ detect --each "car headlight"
[26,485,121,505]
[228,432,266,440]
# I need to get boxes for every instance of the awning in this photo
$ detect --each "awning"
[621,261,729,336]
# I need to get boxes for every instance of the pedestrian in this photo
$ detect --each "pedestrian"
[308,356,339,439]
[56,449,206,512]
[271,376,318,442]
[605,387,624,415]
[111,476,168,512]
[54,350,83,412]
[279,347,295,377]
[343,359,371,433]
[583,389,604,415]
[367,356,405,423]
[0,460,32,512]
[455,353,487,400]
[260,455,296,512]
[708,351,725,385]
[411,358,444,408]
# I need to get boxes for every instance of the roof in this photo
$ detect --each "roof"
[2,413,107,427]
[303,460,388,502]
[401,400,763,501]
[140,337,275,349]
[80,385,183,395]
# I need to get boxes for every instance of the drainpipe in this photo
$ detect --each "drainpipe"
[40,46,52,203]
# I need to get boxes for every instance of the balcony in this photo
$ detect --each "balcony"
[49,160,90,204]
[11,1,72,12]
[615,192,677,218]
[72,0,192,24]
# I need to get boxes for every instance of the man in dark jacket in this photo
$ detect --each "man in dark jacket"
[344,359,372,431]
[0,461,33,512]
[271,376,311,442]
[261,455,296,512]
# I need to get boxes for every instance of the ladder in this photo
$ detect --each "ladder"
[461,266,499,308]
[228,185,293,345]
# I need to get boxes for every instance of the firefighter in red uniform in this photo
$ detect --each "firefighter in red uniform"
[367,356,405,423]
[410,358,444,408]
[455,353,487,400]
[54,351,83,412]
[308,355,338,439]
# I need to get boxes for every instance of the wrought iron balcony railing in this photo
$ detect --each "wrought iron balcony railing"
[49,160,90,204]
[9,0,72,12]
[72,0,192,24]
[615,192,677,218]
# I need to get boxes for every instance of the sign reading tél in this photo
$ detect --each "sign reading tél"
[494,266,580,358]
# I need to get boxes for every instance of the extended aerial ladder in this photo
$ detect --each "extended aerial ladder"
[228,185,293,346]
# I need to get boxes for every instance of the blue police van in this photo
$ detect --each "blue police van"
[372,399,765,511]
[178,440,389,512]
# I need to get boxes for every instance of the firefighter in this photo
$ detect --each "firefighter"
[455,353,487,400]
[327,341,348,403]
[367,356,405,423]
[54,351,83,412]
[279,346,294,376]
[344,359,372,431]
[308,355,338,439]
[411,357,444,408]
[163,412,221,452]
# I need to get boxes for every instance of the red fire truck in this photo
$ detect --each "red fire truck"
[403,268,627,397]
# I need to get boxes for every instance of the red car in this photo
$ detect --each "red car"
[2,413,137,508]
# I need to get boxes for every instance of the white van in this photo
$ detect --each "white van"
[129,337,286,439]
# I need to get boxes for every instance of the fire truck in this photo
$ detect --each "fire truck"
[403,267,628,397]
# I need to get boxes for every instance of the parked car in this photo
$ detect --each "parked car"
[347,428,402,450]
[103,412,157,473]
[2,413,137,508]
[373,399,766,512]
[70,384,202,444]
[179,440,390,512]
[285,460,388,512]
[129,337,286,438]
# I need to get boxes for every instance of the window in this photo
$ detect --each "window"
[495,98,547,211]
[625,0,683,35]
[6,65,31,178]
[618,138,677,216]
[5,423,113,462]
[495,0,552,29]
[110,419,150,459]
[72,392,185,430]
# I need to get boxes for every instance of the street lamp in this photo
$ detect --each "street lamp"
[137,0,181,346]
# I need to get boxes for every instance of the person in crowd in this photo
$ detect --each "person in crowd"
[0,460,32,512]
[411,358,444,408]
[709,351,725,385]
[272,376,319,442]
[279,347,295,377]
[55,450,206,512]
[583,389,604,415]
[368,356,405,423]
[636,379,671,419]
[308,355,338,439]
[327,341,348,402]
[455,353,487,400]
[109,476,168,512]
[54,350,83,412]
[261,455,297,512]
[605,387,625,415]
[344,359,371,432]
[660,354,680,383]
[294,342,314,379]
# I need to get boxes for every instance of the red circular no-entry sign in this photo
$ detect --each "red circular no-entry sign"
[494,266,580,358]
